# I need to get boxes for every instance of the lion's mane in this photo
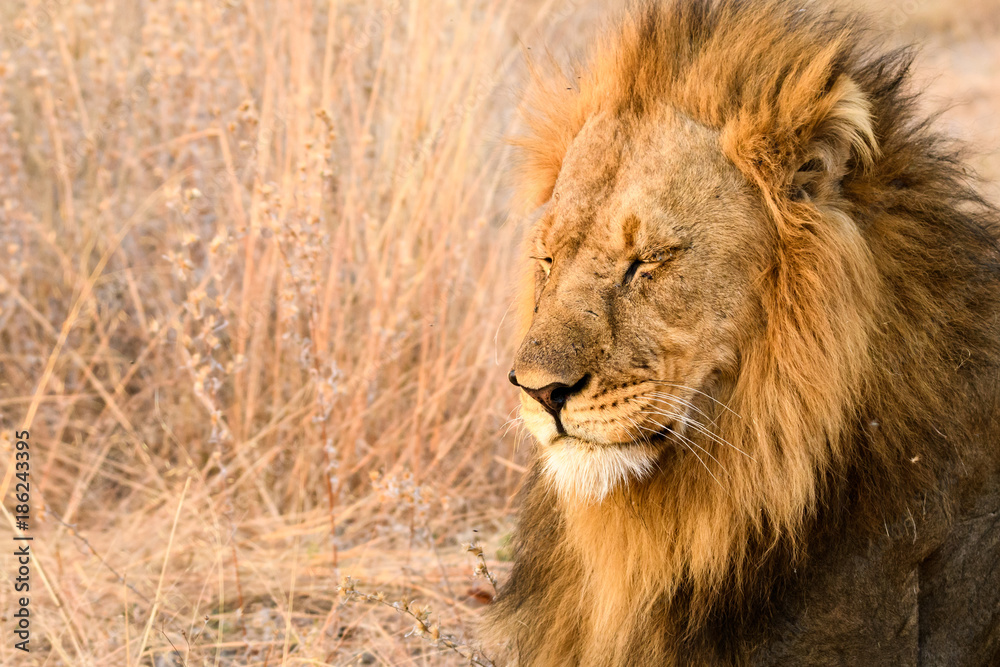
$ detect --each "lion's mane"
[484,1,1000,664]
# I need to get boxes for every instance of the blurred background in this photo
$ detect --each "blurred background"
[0,0,996,664]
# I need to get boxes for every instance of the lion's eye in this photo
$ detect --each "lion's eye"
[622,250,674,285]
[533,256,553,276]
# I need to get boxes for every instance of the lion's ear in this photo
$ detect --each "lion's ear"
[788,75,877,204]
[725,73,878,207]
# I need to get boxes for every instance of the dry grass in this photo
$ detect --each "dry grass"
[0,0,996,665]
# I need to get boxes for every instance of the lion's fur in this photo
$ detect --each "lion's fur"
[485,1,1000,664]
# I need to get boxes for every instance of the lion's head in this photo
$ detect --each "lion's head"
[509,0,880,522]
[510,108,772,503]
[487,1,1000,664]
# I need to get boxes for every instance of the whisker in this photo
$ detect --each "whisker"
[642,404,718,444]
[646,380,742,419]
[597,408,647,448]
[638,421,726,491]
[643,394,717,435]
[639,416,729,475]
[645,391,715,424]
[622,414,653,447]
[499,404,521,435]
[500,417,521,438]
[639,405,756,462]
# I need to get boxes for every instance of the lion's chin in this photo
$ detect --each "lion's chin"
[539,436,662,504]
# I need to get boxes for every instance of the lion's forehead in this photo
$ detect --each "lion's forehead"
[545,109,750,258]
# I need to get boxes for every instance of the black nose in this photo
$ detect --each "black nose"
[519,376,588,417]
[508,369,520,387]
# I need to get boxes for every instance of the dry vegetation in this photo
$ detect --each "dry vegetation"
[0,0,996,665]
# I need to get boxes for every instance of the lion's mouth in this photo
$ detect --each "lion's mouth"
[552,415,680,449]
[528,382,712,451]
[641,415,686,448]
[653,421,676,438]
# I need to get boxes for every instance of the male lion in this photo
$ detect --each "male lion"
[484,1,1000,665]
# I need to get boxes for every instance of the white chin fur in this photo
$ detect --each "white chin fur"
[539,438,660,504]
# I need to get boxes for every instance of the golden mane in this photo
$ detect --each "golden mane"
[486,1,1000,664]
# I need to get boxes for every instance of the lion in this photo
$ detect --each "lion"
[481,1,1000,665]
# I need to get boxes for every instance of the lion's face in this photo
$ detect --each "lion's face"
[512,107,772,501]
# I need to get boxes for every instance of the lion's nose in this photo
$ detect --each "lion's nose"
[516,376,588,417]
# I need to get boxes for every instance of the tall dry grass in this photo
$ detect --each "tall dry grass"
[0,0,997,665]
[0,0,575,664]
